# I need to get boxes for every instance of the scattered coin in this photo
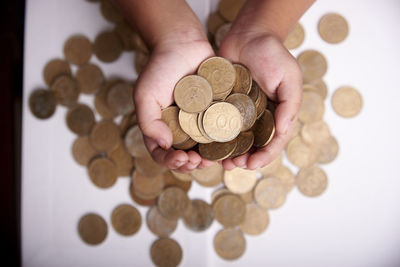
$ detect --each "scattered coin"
[211,187,231,205]
[224,168,258,194]
[50,75,79,107]
[114,19,135,51]
[129,182,157,206]
[218,0,246,22]
[239,203,270,236]
[106,82,134,116]
[135,154,165,178]
[238,190,254,204]
[170,170,193,182]
[286,136,316,168]
[284,22,305,50]
[134,51,149,75]
[226,93,256,131]
[297,49,328,83]
[100,0,124,23]
[214,23,231,48]
[259,153,282,176]
[111,204,141,236]
[296,165,328,197]
[76,63,104,94]
[72,136,98,166]
[146,206,178,237]
[88,157,118,188]
[301,120,331,146]
[29,89,57,119]
[89,120,121,152]
[199,139,237,161]
[108,142,134,177]
[94,79,120,119]
[303,82,327,100]
[132,171,165,200]
[161,106,190,145]
[66,104,95,136]
[183,199,214,232]
[316,136,339,164]
[271,165,295,193]
[43,58,71,86]
[93,31,123,63]
[207,11,227,36]
[253,109,275,147]
[254,177,286,209]
[124,125,150,158]
[63,35,92,65]
[230,131,254,158]
[78,213,107,245]
[150,238,183,267]
[214,228,246,260]
[132,32,149,53]
[318,13,349,44]
[191,162,224,187]
[213,194,246,227]
[119,111,137,136]
[163,171,192,193]
[298,91,325,124]
[157,186,189,220]
[331,86,363,118]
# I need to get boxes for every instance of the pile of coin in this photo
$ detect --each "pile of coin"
[28,0,364,265]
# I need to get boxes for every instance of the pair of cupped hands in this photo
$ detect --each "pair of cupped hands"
[133,22,303,173]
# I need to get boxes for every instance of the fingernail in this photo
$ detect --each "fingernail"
[186,163,196,170]
[174,160,185,168]
[157,138,168,150]
[283,119,291,135]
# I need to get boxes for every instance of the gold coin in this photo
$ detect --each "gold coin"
[213,194,246,227]
[224,168,258,194]
[318,13,349,44]
[284,22,305,50]
[174,75,213,113]
[170,170,193,182]
[43,58,71,86]
[253,109,275,147]
[297,50,328,83]
[254,177,286,209]
[93,31,123,63]
[298,91,325,124]
[289,120,303,140]
[150,238,183,267]
[111,204,141,236]
[89,120,121,152]
[203,102,242,142]
[114,20,135,51]
[214,23,231,48]
[211,187,231,205]
[157,186,189,220]
[296,165,328,197]
[88,157,118,188]
[301,120,331,146]
[94,79,120,119]
[50,75,79,107]
[106,82,134,116]
[271,165,295,193]
[239,190,254,204]
[135,154,166,178]
[132,32,149,53]
[239,203,270,235]
[108,142,134,177]
[146,206,177,237]
[303,84,325,100]
[331,86,362,118]
[29,89,57,119]
[183,199,214,232]
[119,111,137,136]
[66,104,95,136]
[134,51,149,75]
[226,93,256,131]
[124,125,150,158]
[63,35,92,65]
[248,81,260,102]
[316,136,339,164]
[129,182,157,206]
[198,139,237,161]
[191,162,224,187]
[286,136,316,168]
[258,153,282,176]
[207,11,226,36]
[255,90,268,119]
[232,64,252,94]
[214,228,246,260]
[172,137,197,150]
[72,136,98,166]
[218,0,246,22]
[267,99,277,115]
[230,131,254,158]
[132,171,165,200]
[198,57,236,99]
[304,80,328,100]
[163,171,192,192]
[197,110,214,142]
[100,0,124,23]
[161,106,190,145]
[76,63,104,94]
[78,213,107,245]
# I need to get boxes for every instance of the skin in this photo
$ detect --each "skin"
[114,0,315,172]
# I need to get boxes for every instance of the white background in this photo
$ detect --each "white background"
[22,0,400,267]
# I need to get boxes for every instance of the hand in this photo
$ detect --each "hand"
[133,32,215,172]
[219,32,302,170]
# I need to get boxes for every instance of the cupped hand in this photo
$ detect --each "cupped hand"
[219,32,303,170]
[133,35,215,172]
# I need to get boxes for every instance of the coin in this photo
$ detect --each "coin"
[88,157,118,188]
[50,75,79,107]
[207,11,226,36]
[296,165,328,197]
[259,153,282,176]
[239,190,254,204]
[183,199,214,232]
[197,110,214,142]
[119,111,137,136]
[157,187,189,220]
[286,136,316,168]
[214,228,246,260]
[254,177,286,209]
[191,162,224,187]
[284,22,305,50]
[213,194,246,227]
[163,171,192,192]
[78,213,107,245]
[297,50,328,83]
[214,23,231,48]
[230,131,254,158]
[134,51,149,75]
[170,170,193,182]
[271,165,295,193]
[29,89,57,119]
[150,238,183,267]
[239,203,270,235]
[106,82,134,116]
[174,75,213,113]
[146,206,178,237]
[198,139,237,161]
[211,187,231,205]
[226,93,256,131]
[76,63,104,94]
[161,106,190,145]
[132,171,165,200]
[316,136,339,164]
[135,154,166,178]
[63,35,92,65]
[124,125,150,158]
[218,0,246,22]
[248,81,260,102]
[114,20,135,51]
[72,136,98,166]
[94,79,120,119]
[253,109,275,147]
[331,86,362,118]
[289,120,303,140]
[198,57,236,99]
[304,80,328,100]
[111,204,141,236]
[172,137,197,150]
[100,0,124,23]
[66,104,95,136]
[108,142,134,177]
[129,182,157,206]
[89,121,120,152]
[203,102,242,142]
[232,64,252,94]
[298,91,325,124]
[43,58,71,86]
[132,32,149,53]
[301,120,331,146]
[224,168,258,194]
[93,31,123,63]
[318,13,349,44]
[255,90,268,119]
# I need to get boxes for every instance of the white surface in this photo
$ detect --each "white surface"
[22,0,400,267]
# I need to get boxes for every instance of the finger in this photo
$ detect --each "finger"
[221,159,237,170]
[144,136,188,169]
[197,158,214,169]
[232,153,250,168]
